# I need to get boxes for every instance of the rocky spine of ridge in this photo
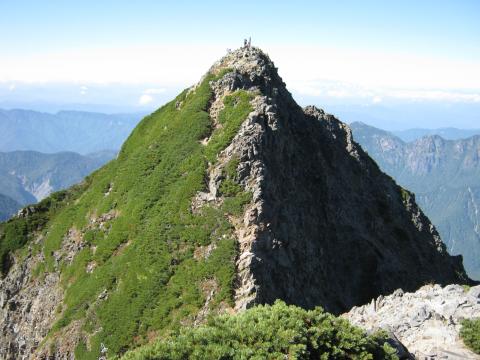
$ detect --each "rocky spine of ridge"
[0,46,474,359]
[194,46,471,313]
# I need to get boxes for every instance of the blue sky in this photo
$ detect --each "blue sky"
[2,0,479,57]
[0,0,479,128]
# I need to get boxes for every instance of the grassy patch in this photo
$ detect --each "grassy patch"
[460,318,480,354]
[224,156,240,180]
[205,90,254,162]
[0,185,87,275]
[219,155,251,215]
[399,187,411,203]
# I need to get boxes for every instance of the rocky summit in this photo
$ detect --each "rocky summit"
[0,46,474,359]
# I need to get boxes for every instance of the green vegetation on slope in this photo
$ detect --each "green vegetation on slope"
[460,318,480,354]
[120,301,398,360]
[0,186,86,274]
[1,70,254,358]
[205,89,255,162]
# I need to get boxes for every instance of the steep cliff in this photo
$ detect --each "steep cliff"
[350,121,480,280]
[0,47,472,359]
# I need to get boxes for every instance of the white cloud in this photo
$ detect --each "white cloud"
[144,88,166,94]
[290,78,480,103]
[386,89,480,102]
[326,89,350,98]
[268,45,480,91]
[0,44,479,106]
[138,94,153,105]
[8,83,15,91]
[0,44,478,92]
[0,45,224,85]
[136,88,166,106]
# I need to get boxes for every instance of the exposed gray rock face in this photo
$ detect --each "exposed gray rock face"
[196,47,472,314]
[0,210,117,359]
[344,284,480,359]
[0,236,63,360]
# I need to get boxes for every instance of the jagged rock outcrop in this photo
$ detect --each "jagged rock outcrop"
[0,46,474,359]
[0,208,117,359]
[198,47,471,313]
[0,236,63,360]
[344,284,480,359]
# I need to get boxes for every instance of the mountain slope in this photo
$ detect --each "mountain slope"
[0,109,141,154]
[350,122,480,279]
[0,194,21,221]
[0,47,471,359]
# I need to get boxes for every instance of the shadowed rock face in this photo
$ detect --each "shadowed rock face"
[206,47,472,314]
[350,121,480,280]
[248,104,469,313]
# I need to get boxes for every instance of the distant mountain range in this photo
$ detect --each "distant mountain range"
[0,109,142,154]
[0,108,141,221]
[350,122,480,280]
[392,127,480,142]
[0,150,116,220]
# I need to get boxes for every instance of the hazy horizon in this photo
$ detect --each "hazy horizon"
[1,0,478,129]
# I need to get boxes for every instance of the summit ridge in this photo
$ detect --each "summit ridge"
[0,46,474,359]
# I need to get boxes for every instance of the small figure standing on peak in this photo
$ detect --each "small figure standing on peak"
[248,37,251,48]
[243,39,247,48]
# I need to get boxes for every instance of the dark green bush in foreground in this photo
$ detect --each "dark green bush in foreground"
[121,301,398,360]
[460,318,480,354]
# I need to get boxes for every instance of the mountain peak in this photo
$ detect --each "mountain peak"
[0,47,473,358]
[200,46,294,108]
[210,46,275,77]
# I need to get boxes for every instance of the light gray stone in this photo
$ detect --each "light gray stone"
[344,284,480,359]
